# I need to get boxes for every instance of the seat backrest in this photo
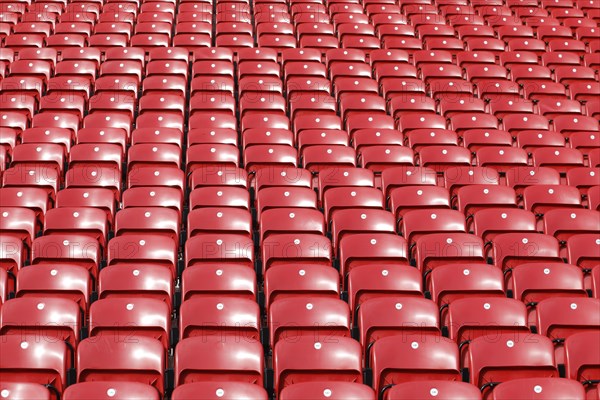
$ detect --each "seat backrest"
[509,262,586,304]
[261,233,332,273]
[466,333,557,395]
[174,337,264,387]
[269,297,350,347]
[274,336,362,398]
[358,297,440,358]
[181,264,256,302]
[0,382,52,400]
[89,298,171,351]
[370,335,460,397]
[446,298,529,361]
[280,382,375,400]
[63,382,160,400]
[490,378,585,400]
[172,382,268,400]
[77,337,165,395]
[0,335,68,395]
[564,331,600,386]
[339,233,409,284]
[566,234,600,270]
[179,297,260,342]
[98,264,174,310]
[387,381,482,400]
[108,234,178,278]
[414,233,485,272]
[264,264,339,309]
[0,297,80,351]
[536,298,600,342]
[472,209,537,242]
[428,264,505,306]
[491,233,561,271]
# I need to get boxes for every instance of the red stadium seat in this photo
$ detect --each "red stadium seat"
[172,382,268,400]
[98,264,173,310]
[443,166,500,197]
[389,186,451,218]
[175,337,264,386]
[44,207,109,250]
[31,233,101,281]
[0,383,52,400]
[381,166,438,198]
[405,129,457,150]
[400,209,466,246]
[524,184,581,215]
[191,187,250,211]
[564,331,600,398]
[108,235,178,279]
[256,186,317,220]
[331,209,396,251]
[181,264,256,302]
[505,167,561,196]
[543,209,600,241]
[179,297,260,342]
[261,232,332,273]
[536,298,600,359]
[0,234,23,289]
[77,337,165,397]
[386,381,482,400]
[89,298,171,351]
[0,297,80,359]
[0,335,68,397]
[1,206,37,251]
[280,382,375,400]
[445,297,529,362]
[566,233,600,273]
[472,207,536,241]
[264,264,339,310]
[64,382,161,400]
[516,131,566,152]
[359,146,414,173]
[189,207,252,238]
[3,164,60,201]
[415,233,485,272]
[371,335,460,398]
[466,333,558,396]
[115,206,180,245]
[269,297,350,347]
[260,208,325,241]
[456,186,518,215]
[492,233,562,272]
[589,186,600,211]
[346,261,421,309]
[428,264,505,306]
[186,234,254,271]
[532,147,585,174]
[566,168,600,195]
[273,337,362,398]
[324,186,384,222]
[358,297,440,358]
[490,378,585,400]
